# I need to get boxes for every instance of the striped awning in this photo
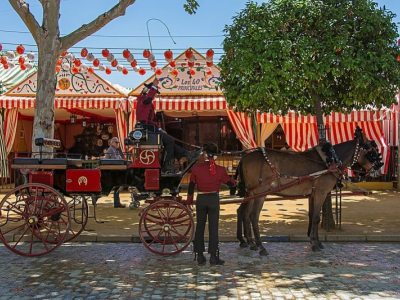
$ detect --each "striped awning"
[0,64,37,95]
[258,109,394,124]
[0,113,9,178]
[0,95,125,109]
[129,96,227,111]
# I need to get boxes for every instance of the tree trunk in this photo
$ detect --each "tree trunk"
[397,105,400,191]
[313,99,336,230]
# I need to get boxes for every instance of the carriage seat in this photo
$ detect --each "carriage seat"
[13,157,40,165]
[99,159,126,165]
[42,158,68,165]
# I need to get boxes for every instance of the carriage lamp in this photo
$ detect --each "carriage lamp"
[70,113,77,124]
[82,117,88,128]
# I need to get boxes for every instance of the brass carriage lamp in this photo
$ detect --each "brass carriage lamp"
[82,117,88,128]
[70,113,77,124]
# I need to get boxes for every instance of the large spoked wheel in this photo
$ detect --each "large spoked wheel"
[64,196,89,242]
[0,183,70,256]
[139,200,194,255]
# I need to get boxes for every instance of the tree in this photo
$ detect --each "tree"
[9,0,199,152]
[219,0,400,228]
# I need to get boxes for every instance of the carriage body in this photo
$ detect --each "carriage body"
[0,127,195,257]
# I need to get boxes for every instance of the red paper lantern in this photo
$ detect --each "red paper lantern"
[206,49,214,58]
[164,50,173,60]
[102,49,110,58]
[93,59,100,67]
[206,61,213,67]
[1,56,7,65]
[171,69,178,76]
[56,66,61,73]
[139,68,146,75]
[150,61,157,68]
[57,59,62,66]
[88,67,94,74]
[61,51,68,57]
[0,44,2,52]
[185,49,193,59]
[3,64,8,69]
[20,63,26,70]
[105,67,112,75]
[189,69,196,75]
[71,66,79,74]
[81,48,88,57]
[74,58,81,67]
[188,61,194,68]
[398,38,400,46]
[122,68,128,75]
[206,70,212,76]
[122,49,131,59]
[19,56,25,64]
[143,49,151,58]
[397,56,400,62]
[16,45,25,55]
[155,68,162,76]
[111,60,118,67]
[130,60,137,68]
[169,60,176,68]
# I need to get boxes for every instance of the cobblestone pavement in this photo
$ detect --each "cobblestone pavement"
[0,242,399,300]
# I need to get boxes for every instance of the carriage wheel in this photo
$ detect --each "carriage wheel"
[63,196,89,242]
[0,183,70,257]
[139,200,194,255]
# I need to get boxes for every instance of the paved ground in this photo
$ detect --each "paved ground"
[1,242,399,299]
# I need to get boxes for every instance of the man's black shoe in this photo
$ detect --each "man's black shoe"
[114,204,126,208]
[210,255,225,265]
[197,253,206,265]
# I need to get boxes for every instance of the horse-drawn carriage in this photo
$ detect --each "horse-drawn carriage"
[0,122,197,257]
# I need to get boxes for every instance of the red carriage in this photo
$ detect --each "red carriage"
[0,122,196,257]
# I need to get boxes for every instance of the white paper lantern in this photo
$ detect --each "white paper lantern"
[62,63,70,70]
[7,61,15,68]
[67,53,75,62]
[167,66,173,72]
[6,51,15,59]
[206,56,213,62]
[117,64,123,72]
[165,57,172,62]
[86,53,95,62]
[132,66,139,72]
[98,64,106,71]
[150,67,156,72]
[27,52,35,60]
[189,55,196,62]
[127,54,135,63]
[107,53,114,62]
[79,63,88,72]
[148,54,155,62]
[25,62,33,69]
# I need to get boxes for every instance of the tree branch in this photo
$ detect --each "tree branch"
[8,0,41,44]
[60,0,136,51]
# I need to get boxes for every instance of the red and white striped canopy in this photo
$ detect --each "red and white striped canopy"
[129,96,227,111]
[0,95,125,109]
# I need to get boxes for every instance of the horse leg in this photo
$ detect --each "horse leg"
[251,198,268,256]
[236,203,248,247]
[308,193,324,251]
[243,199,257,250]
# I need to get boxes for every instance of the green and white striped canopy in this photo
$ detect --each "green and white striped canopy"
[0,63,37,95]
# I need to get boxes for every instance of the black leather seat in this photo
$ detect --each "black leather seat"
[13,158,40,165]
[99,159,125,165]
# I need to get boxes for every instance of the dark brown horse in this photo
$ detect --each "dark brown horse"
[235,128,383,255]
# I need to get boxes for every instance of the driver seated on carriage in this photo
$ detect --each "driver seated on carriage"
[135,77,201,172]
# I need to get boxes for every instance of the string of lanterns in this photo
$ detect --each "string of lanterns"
[1,42,216,76]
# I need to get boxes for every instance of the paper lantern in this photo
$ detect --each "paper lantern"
[57,58,62,66]
[397,56,400,62]
[189,55,196,62]
[127,54,135,63]
[185,49,193,59]
[16,45,25,55]
[188,61,194,68]
[111,59,118,67]
[117,64,123,72]
[88,67,94,74]
[6,51,15,59]
[164,50,173,60]
[165,57,172,62]
[167,66,173,72]
[122,68,128,75]
[0,44,2,52]
[206,70,212,76]
[169,60,176,68]
[3,64,8,69]
[93,59,100,67]
[7,62,15,68]
[71,66,79,74]
[189,69,196,75]
[105,67,112,75]
[67,53,75,61]
[56,65,61,73]
[398,38,400,47]
[86,53,95,62]
[148,54,155,62]
[1,56,7,65]
[19,56,25,64]
[102,49,110,58]
[98,64,106,71]
[150,67,156,73]
[62,63,70,70]
[122,49,131,59]
[132,66,139,72]
[139,68,146,75]
[25,62,33,70]
[60,51,68,57]
[171,69,178,76]
[206,49,214,58]
[74,58,81,67]
[130,59,137,68]
[80,63,88,72]
[107,53,114,62]
[143,49,151,58]
[206,61,213,67]
[81,48,88,57]
[206,56,213,62]
[155,68,162,76]
[20,64,26,70]
[27,52,35,60]
[150,61,157,68]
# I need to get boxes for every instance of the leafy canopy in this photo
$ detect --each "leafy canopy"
[220,0,400,116]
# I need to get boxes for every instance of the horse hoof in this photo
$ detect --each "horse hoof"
[259,249,269,256]
[239,242,248,248]
[311,244,321,252]
[318,242,325,249]
[250,245,258,251]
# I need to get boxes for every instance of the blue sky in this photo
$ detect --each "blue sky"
[1,0,399,90]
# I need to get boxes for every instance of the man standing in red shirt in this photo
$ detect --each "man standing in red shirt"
[187,143,236,265]
[136,78,200,171]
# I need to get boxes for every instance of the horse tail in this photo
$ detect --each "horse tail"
[307,195,314,237]
[235,159,246,198]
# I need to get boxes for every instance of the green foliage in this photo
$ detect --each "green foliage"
[220,0,400,116]
[184,0,200,15]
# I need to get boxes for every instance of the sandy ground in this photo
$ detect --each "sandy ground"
[82,188,400,238]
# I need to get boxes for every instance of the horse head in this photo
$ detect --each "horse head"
[353,127,383,178]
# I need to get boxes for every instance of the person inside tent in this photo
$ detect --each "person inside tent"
[135,77,201,172]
